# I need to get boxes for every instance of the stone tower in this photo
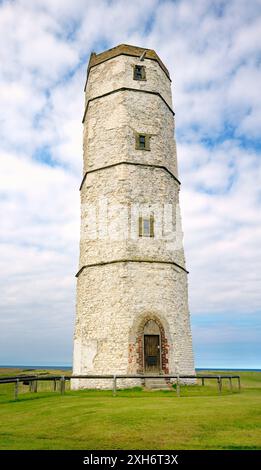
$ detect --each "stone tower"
[73,44,195,388]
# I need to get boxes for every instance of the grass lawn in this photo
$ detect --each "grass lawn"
[0,369,260,450]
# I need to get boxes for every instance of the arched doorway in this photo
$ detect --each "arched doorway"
[128,314,170,375]
[143,320,161,373]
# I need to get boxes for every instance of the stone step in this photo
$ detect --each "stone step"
[144,378,171,390]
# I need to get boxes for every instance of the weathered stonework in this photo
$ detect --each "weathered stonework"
[83,90,177,176]
[72,44,195,389]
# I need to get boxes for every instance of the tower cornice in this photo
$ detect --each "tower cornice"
[84,44,171,91]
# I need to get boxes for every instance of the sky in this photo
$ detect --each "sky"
[0,0,260,369]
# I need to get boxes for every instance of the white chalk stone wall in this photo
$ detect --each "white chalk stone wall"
[83,91,177,177]
[85,55,173,108]
[72,45,195,389]
[79,165,185,268]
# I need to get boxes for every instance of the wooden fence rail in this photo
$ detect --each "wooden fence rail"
[0,373,241,400]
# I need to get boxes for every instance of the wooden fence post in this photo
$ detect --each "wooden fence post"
[218,376,222,394]
[14,379,19,400]
[238,376,241,392]
[176,375,180,397]
[201,377,205,386]
[33,380,38,393]
[54,379,57,392]
[229,377,232,392]
[113,375,117,397]
[60,376,65,395]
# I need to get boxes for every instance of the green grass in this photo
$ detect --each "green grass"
[0,369,260,450]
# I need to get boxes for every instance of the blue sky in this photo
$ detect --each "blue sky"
[0,0,260,368]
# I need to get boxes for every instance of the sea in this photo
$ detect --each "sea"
[0,365,72,370]
[0,365,260,372]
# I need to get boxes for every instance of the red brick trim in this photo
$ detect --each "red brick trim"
[129,315,169,374]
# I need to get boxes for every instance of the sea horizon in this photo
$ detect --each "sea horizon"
[0,365,260,372]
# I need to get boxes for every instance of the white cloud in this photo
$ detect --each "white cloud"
[0,0,260,366]
[178,138,261,315]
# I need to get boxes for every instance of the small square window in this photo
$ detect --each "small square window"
[139,135,146,148]
[143,218,150,236]
[134,65,146,81]
[139,215,154,238]
[135,133,150,151]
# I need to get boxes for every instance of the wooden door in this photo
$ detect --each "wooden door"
[144,335,160,372]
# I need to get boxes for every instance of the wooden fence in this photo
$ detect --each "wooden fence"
[0,373,241,400]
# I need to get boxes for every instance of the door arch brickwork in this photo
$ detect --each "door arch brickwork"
[128,314,170,374]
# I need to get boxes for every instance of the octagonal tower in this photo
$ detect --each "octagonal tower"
[72,44,195,388]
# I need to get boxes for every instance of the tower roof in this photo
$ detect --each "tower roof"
[86,44,170,82]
